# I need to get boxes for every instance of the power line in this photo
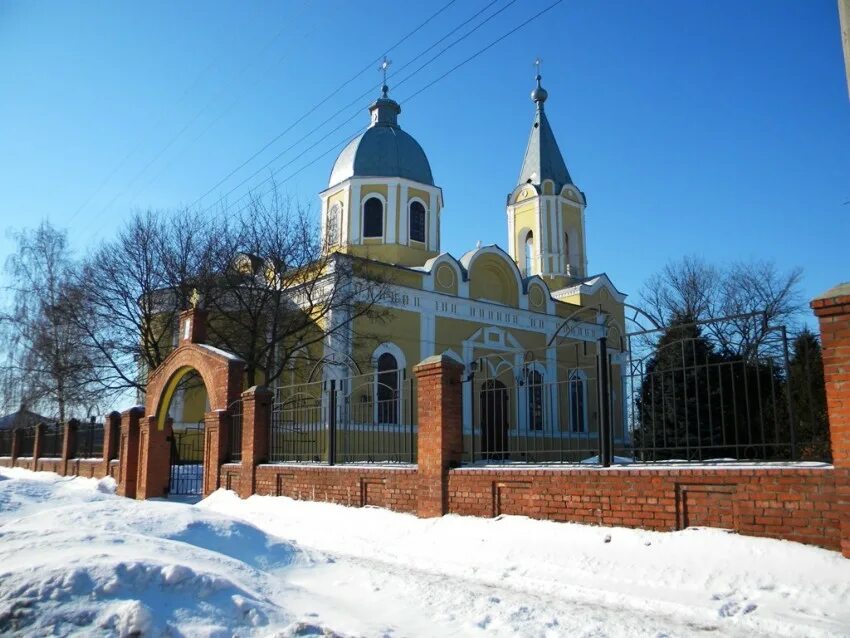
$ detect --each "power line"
[70,0,314,226]
[190,0,460,210]
[194,0,513,220]
[208,0,565,223]
[89,0,317,224]
[124,1,327,208]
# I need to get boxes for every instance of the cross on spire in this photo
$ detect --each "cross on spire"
[379,56,392,97]
[534,57,543,84]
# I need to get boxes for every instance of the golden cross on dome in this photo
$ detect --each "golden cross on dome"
[534,57,542,78]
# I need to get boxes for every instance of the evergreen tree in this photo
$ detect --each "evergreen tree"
[634,315,723,460]
[788,330,830,460]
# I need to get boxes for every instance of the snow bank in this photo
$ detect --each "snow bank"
[0,469,302,637]
[201,488,850,637]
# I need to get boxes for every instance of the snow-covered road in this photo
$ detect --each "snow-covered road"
[0,467,848,637]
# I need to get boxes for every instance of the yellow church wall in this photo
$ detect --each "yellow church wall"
[468,254,519,306]
[351,308,421,373]
[434,263,458,295]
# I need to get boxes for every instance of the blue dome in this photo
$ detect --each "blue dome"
[328,97,434,188]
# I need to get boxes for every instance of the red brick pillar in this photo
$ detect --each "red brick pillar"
[812,282,850,558]
[32,422,45,467]
[240,386,272,499]
[102,411,121,474]
[204,410,230,496]
[10,428,20,464]
[414,354,464,517]
[117,407,144,498]
[137,415,173,499]
[61,419,78,476]
[179,307,207,344]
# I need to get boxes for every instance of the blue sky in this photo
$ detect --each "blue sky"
[1,0,847,321]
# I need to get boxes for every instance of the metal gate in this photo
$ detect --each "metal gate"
[168,422,204,496]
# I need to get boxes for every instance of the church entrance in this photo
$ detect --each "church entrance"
[480,380,509,460]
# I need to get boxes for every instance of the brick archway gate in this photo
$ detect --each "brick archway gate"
[119,308,245,499]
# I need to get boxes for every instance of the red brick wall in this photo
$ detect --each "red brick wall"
[242,464,419,512]
[447,466,840,550]
[812,284,850,557]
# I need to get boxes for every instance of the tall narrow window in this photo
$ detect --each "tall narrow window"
[363,197,383,238]
[377,352,399,424]
[527,370,544,431]
[564,232,570,260]
[409,201,426,243]
[326,204,340,246]
[569,370,587,433]
[525,231,534,274]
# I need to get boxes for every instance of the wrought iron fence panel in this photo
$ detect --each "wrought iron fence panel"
[462,345,603,465]
[228,399,243,462]
[76,418,104,459]
[270,369,417,465]
[0,429,13,456]
[169,422,204,496]
[621,319,800,463]
[40,424,63,458]
[18,427,35,457]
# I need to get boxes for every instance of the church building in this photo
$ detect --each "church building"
[312,69,628,457]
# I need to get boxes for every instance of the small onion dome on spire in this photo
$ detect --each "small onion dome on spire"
[531,73,548,107]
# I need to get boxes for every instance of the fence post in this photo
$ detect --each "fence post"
[597,336,613,467]
[116,407,144,499]
[136,416,172,499]
[414,354,464,517]
[33,422,45,467]
[61,419,79,477]
[328,379,336,466]
[240,386,272,499]
[811,283,850,558]
[203,409,230,497]
[10,428,20,465]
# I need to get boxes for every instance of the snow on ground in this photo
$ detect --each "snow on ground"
[1,467,849,637]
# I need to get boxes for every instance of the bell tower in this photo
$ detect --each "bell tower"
[507,62,587,286]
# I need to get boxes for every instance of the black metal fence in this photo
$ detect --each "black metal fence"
[40,424,63,458]
[622,322,798,463]
[228,399,242,462]
[18,427,35,457]
[459,315,814,467]
[169,422,204,496]
[463,344,607,465]
[76,418,104,459]
[0,429,12,456]
[269,369,417,464]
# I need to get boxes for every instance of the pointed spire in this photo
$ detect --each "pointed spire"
[517,60,572,191]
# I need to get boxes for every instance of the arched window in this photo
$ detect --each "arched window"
[409,200,426,243]
[524,231,534,274]
[527,369,544,431]
[363,197,383,238]
[376,352,399,424]
[569,370,587,433]
[326,204,340,246]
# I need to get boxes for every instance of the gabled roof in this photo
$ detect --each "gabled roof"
[0,409,51,430]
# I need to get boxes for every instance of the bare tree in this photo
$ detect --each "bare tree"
[70,209,218,399]
[639,255,803,356]
[72,188,390,400]
[0,222,98,420]
[203,190,390,387]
